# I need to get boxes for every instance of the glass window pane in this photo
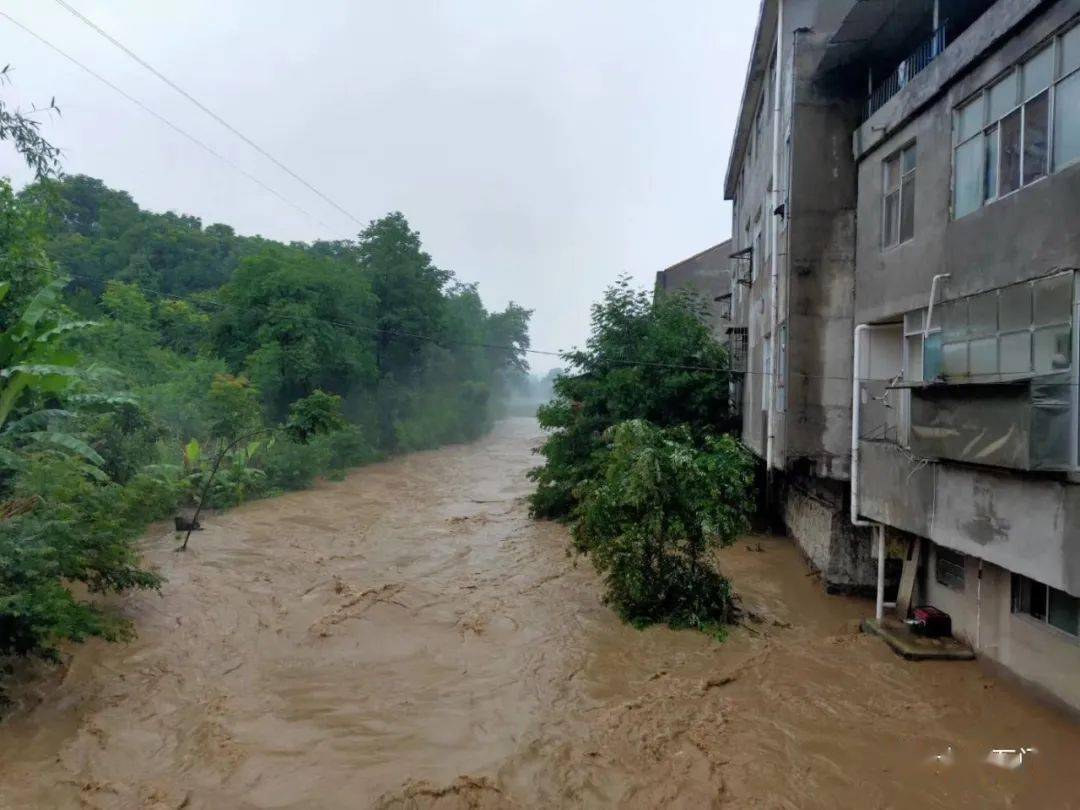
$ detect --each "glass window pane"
[1049,588,1079,636]
[938,299,968,341]
[906,334,925,380]
[999,283,1032,331]
[1034,273,1074,326]
[1000,108,1022,194]
[1028,579,1048,620]
[954,137,984,217]
[943,342,968,377]
[958,96,985,141]
[883,191,899,247]
[900,175,915,242]
[902,144,917,173]
[984,125,999,200]
[924,332,944,380]
[904,310,925,335]
[1063,25,1080,78]
[988,72,1018,120]
[969,292,998,337]
[1053,71,1080,169]
[1023,46,1054,98]
[969,337,998,377]
[1034,325,1072,373]
[1023,91,1050,184]
[999,331,1032,374]
[884,154,900,190]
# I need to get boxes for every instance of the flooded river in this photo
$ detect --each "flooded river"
[1,418,1078,808]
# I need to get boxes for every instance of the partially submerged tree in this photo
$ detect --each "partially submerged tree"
[529,276,734,519]
[573,420,754,633]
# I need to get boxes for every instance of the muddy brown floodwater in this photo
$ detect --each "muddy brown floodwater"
[1,417,1079,808]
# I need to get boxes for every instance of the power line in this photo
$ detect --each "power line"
[0,11,333,231]
[66,272,1079,387]
[53,0,365,229]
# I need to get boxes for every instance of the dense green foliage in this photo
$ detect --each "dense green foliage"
[572,421,753,633]
[529,278,751,633]
[529,277,735,519]
[1,82,530,663]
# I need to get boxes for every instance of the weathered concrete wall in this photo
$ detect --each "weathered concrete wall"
[854,1,1080,325]
[924,552,1080,712]
[783,473,877,591]
[655,240,733,341]
[786,29,860,481]
[860,440,1080,596]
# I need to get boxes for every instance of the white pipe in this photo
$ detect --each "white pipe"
[851,324,872,527]
[976,558,983,649]
[923,273,951,339]
[766,0,784,476]
[876,524,886,621]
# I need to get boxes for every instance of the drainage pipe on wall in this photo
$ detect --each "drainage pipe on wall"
[851,323,886,621]
[765,0,784,480]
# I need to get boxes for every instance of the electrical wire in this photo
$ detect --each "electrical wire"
[52,0,364,229]
[0,10,334,231]
[64,271,1080,387]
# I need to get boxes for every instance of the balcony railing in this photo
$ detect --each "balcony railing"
[727,327,748,374]
[864,22,949,121]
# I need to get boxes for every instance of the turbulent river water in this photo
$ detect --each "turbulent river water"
[1,417,1078,808]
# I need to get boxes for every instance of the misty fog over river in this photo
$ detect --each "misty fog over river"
[0,418,1077,808]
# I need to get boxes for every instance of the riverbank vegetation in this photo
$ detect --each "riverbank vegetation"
[1,83,530,665]
[529,277,753,632]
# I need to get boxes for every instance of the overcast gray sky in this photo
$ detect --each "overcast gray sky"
[2,1,756,372]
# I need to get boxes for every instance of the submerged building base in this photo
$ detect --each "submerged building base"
[779,472,878,594]
[862,617,976,662]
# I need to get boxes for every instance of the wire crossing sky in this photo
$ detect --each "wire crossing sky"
[0,1,757,372]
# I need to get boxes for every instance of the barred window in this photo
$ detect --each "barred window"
[935,547,965,591]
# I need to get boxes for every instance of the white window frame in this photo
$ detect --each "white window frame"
[953,24,1080,219]
[1012,573,1080,639]
[882,142,916,249]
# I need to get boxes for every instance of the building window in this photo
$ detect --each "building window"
[777,323,787,413]
[883,143,916,248]
[935,547,966,591]
[1013,574,1079,637]
[752,211,762,283]
[762,333,772,407]
[954,26,1080,218]
[923,271,1074,381]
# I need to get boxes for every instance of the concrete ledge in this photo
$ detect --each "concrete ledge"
[862,617,976,661]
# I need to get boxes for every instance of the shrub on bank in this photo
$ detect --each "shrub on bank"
[572,420,754,634]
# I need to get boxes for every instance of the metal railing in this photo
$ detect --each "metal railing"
[864,22,949,121]
[727,327,749,374]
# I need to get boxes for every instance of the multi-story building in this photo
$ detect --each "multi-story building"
[725,0,876,592]
[848,0,1080,710]
[728,0,1080,710]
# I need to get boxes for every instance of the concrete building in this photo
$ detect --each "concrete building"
[847,0,1080,711]
[725,0,876,592]
[655,240,743,416]
[727,0,1080,710]
[654,240,734,342]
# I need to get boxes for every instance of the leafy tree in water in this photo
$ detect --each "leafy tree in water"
[529,276,734,519]
[573,420,754,633]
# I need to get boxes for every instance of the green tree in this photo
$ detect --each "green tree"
[529,276,733,519]
[573,420,754,633]
[356,212,451,380]
[212,245,377,417]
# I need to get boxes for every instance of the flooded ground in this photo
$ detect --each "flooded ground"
[1,417,1078,808]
